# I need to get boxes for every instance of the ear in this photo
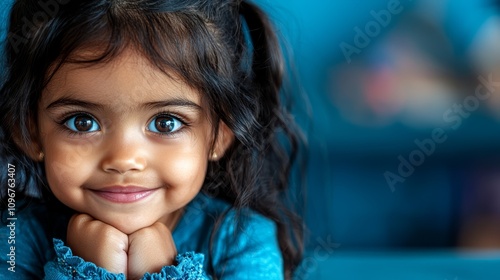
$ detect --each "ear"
[12,117,44,162]
[210,121,234,161]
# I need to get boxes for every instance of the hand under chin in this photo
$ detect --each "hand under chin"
[67,214,178,278]
[87,208,183,235]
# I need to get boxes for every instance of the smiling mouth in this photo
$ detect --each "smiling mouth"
[90,186,157,203]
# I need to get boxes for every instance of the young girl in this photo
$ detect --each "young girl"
[0,0,305,279]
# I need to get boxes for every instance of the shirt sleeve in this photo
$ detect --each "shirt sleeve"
[142,252,208,280]
[0,203,53,279]
[211,211,284,280]
[43,239,125,280]
[45,239,209,280]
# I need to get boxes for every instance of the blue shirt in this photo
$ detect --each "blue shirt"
[0,193,284,279]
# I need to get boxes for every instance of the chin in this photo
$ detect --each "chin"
[95,213,154,234]
[111,219,153,235]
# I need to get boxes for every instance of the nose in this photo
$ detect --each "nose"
[100,131,147,174]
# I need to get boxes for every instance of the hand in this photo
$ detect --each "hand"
[127,222,177,280]
[67,214,177,279]
[67,214,128,275]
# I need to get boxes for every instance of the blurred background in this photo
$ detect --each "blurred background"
[254,0,500,279]
[2,0,500,279]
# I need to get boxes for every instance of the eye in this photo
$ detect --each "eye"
[147,115,183,134]
[64,114,100,132]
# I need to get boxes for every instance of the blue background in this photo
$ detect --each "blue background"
[2,0,500,278]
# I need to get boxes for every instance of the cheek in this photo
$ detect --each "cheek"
[156,145,208,193]
[42,140,96,201]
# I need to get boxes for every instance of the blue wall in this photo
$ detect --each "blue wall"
[257,0,500,251]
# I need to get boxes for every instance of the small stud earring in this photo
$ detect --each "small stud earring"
[212,152,218,160]
[38,152,44,161]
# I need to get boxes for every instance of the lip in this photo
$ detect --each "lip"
[90,186,157,203]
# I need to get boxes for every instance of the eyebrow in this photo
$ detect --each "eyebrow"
[143,100,202,111]
[46,98,102,110]
[46,97,202,111]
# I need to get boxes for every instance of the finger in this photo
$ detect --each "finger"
[68,213,94,227]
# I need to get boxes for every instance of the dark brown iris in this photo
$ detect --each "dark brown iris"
[155,117,175,133]
[74,116,93,131]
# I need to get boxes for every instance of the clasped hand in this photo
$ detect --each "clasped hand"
[67,214,177,280]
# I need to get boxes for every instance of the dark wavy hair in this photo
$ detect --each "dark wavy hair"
[0,0,305,278]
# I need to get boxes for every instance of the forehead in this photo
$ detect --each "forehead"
[41,48,201,108]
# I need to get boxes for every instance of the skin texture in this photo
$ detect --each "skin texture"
[27,49,233,277]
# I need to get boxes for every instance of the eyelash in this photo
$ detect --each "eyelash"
[56,111,190,138]
[147,111,190,138]
[57,111,99,137]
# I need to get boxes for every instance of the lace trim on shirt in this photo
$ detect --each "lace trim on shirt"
[143,251,205,279]
[53,238,206,280]
[53,238,125,279]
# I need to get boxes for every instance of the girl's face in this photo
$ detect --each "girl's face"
[35,49,231,234]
